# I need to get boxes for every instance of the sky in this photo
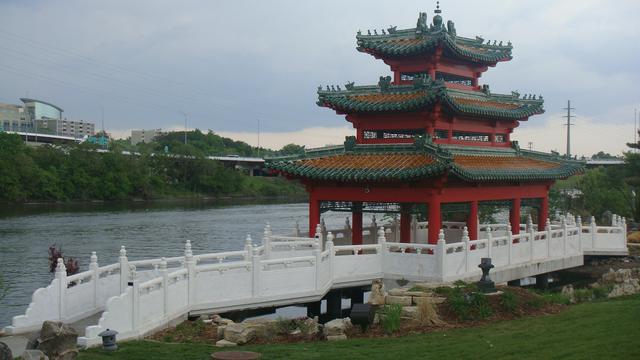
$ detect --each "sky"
[0,0,638,156]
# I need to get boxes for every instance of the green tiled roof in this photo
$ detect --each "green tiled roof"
[356,13,512,64]
[317,79,544,121]
[266,139,583,183]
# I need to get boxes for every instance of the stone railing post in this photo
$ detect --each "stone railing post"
[184,240,196,306]
[90,251,99,308]
[326,232,335,282]
[546,218,552,258]
[371,215,378,242]
[244,234,253,261]
[436,229,446,280]
[160,258,168,315]
[506,224,513,265]
[486,225,493,259]
[313,237,321,291]
[529,220,535,261]
[621,217,627,246]
[576,215,583,252]
[294,221,300,237]
[252,245,261,298]
[527,214,533,232]
[131,279,140,330]
[590,216,597,250]
[55,258,67,320]
[393,217,400,242]
[561,218,568,256]
[344,216,351,231]
[462,226,470,273]
[262,223,271,258]
[411,214,417,243]
[119,246,129,294]
[315,223,323,248]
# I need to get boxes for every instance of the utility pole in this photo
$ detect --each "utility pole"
[180,111,188,145]
[563,100,575,158]
[257,118,261,158]
[635,108,637,152]
[101,107,106,150]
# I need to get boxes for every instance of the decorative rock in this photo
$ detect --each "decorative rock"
[223,323,257,345]
[300,317,320,336]
[322,318,352,337]
[216,326,226,340]
[401,306,418,319]
[211,315,235,326]
[413,296,445,305]
[561,285,576,304]
[36,321,78,360]
[23,349,50,360]
[384,295,412,306]
[326,334,348,341]
[368,279,386,305]
[0,342,12,360]
[215,340,238,348]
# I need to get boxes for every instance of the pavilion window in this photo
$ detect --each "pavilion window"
[434,129,449,139]
[400,72,427,81]
[363,129,424,139]
[452,131,491,142]
[436,72,473,86]
[495,134,506,143]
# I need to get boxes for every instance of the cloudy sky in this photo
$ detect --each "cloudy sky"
[0,0,638,156]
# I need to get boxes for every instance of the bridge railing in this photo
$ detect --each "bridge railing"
[5,215,628,346]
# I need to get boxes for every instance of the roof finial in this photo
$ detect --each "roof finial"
[435,1,442,14]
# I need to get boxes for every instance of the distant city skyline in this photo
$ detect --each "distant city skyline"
[0,0,638,155]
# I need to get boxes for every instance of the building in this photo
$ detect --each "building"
[0,103,25,132]
[131,129,164,145]
[267,6,583,244]
[0,98,95,138]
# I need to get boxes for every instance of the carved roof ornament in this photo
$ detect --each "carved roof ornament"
[416,12,429,34]
[447,20,456,36]
[378,76,392,91]
[432,1,443,30]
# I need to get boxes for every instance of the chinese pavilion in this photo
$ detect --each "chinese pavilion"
[267,4,583,245]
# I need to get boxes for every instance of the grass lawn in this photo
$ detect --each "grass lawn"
[80,294,640,360]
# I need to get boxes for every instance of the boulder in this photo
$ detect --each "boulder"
[326,334,347,341]
[0,342,12,360]
[322,318,352,337]
[385,295,412,306]
[210,315,234,326]
[561,285,576,304]
[300,317,320,336]
[216,326,226,340]
[36,321,78,360]
[614,269,633,283]
[215,339,237,348]
[413,296,445,306]
[368,279,386,305]
[22,349,49,360]
[223,323,257,345]
[401,306,418,319]
[601,269,617,283]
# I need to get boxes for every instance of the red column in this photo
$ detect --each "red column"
[309,195,320,238]
[428,199,441,244]
[352,202,363,245]
[468,200,479,240]
[510,198,521,235]
[539,195,549,230]
[400,204,411,243]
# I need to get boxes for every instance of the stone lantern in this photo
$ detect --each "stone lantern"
[477,258,496,293]
[98,328,118,351]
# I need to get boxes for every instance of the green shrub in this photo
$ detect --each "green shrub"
[434,286,454,296]
[500,290,519,313]
[526,295,547,309]
[541,292,571,305]
[592,284,613,299]
[574,288,594,303]
[408,285,430,293]
[447,284,492,321]
[379,304,403,334]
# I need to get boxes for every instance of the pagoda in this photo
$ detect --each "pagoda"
[267,4,583,245]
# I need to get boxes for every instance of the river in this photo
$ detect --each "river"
[0,200,370,328]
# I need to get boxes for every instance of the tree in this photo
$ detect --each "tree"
[277,143,306,156]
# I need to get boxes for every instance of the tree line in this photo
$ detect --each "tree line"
[0,132,305,202]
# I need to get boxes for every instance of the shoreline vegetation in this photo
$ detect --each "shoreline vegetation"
[0,132,306,203]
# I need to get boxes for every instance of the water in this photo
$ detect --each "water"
[0,200,373,328]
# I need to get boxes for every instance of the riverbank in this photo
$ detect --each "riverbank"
[79,294,640,359]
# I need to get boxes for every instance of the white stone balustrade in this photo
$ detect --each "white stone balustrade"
[3,217,627,347]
